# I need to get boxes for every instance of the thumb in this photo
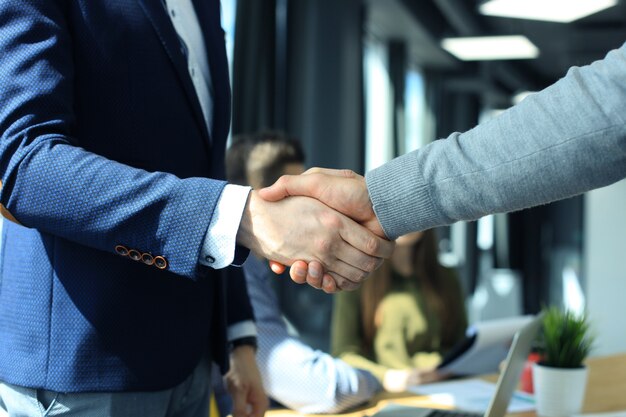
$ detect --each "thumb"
[257,173,322,202]
[303,167,357,178]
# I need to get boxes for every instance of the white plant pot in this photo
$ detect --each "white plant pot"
[532,363,588,417]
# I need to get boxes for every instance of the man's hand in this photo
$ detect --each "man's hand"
[237,190,394,290]
[259,168,385,237]
[224,345,268,417]
[258,168,391,292]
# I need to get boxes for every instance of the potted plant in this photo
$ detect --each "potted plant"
[533,306,594,417]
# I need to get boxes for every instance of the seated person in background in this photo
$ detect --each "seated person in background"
[332,230,468,392]
[216,131,382,414]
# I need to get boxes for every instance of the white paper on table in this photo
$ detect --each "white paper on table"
[409,379,535,413]
[438,315,534,375]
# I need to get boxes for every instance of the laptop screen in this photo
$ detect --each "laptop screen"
[484,314,542,417]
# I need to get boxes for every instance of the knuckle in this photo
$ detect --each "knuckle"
[366,236,380,255]
[341,169,356,178]
[339,279,360,291]
[276,175,289,187]
[373,257,384,270]
[316,238,333,254]
[320,211,342,229]
[362,256,378,273]
[358,269,369,282]
[347,267,368,282]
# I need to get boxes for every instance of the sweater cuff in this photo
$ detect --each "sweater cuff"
[365,151,441,239]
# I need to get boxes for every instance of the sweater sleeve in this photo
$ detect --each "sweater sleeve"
[367,42,626,239]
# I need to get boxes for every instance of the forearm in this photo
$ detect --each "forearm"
[367,42,626,239]
[1,141,223,278]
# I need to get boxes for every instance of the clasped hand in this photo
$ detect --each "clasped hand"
[242,167,392,292]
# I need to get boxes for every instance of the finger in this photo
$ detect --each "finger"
[269,260,286,274]
[331,240,384,282]
[322,274,338,293]
[257,174,314,202]
[230,385,248,417]
[339,218,395,260]
[304,264,324,289]
[289,260,309,284]
[327,271,360,291]
[257,170,351,202]
[302,259,363,291]
[289,260,323,286]
[250,388,269,417]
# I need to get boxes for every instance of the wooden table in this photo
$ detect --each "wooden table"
[267,354,626,417]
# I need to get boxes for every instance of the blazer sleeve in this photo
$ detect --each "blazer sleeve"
[0,1,225,279]
[367,42,626,239]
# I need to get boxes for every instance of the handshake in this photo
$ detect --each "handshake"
[236,167,395,293]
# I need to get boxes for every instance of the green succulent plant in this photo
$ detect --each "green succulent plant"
[539,306,594,369]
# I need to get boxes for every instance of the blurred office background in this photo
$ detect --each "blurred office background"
[220,0,626,357]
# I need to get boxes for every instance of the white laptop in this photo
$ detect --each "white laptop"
[372,314,542,417]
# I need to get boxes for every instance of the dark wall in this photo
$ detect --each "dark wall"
[232,0,365,351]
[233,0,365,173]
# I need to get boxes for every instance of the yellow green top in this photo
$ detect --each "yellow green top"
[331,267,467,382]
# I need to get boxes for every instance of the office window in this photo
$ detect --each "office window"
[221,0,237,80]
[364,36,393,172]
[404,67,428,153]
[220,0,237,146]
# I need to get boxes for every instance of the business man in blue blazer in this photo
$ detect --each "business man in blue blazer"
[0,0,393,415]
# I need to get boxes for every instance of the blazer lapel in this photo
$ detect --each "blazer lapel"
[135,0,212,146]
[192,0,232,167]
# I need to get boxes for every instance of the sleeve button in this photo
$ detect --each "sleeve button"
[128,249,141,261]
[154,256,168,270]
[141,253,154,266]
[115,245,129,256]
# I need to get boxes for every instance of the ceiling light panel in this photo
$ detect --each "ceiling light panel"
[441,35,539,61]
[479,0,618,23]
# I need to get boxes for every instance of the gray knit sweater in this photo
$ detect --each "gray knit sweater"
[367,42,626,240]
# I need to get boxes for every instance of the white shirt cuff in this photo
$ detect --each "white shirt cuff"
[199,184,251,269]
[227,320,257,342]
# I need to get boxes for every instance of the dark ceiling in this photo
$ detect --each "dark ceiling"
[390,0,626,96]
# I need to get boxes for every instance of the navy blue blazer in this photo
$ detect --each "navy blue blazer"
[0,0,254,392]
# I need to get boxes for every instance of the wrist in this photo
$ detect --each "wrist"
[235,191,258,252]
[230,336,258,354]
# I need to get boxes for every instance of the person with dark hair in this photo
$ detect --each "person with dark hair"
[216,132,382,414]
[331,230,467,392]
